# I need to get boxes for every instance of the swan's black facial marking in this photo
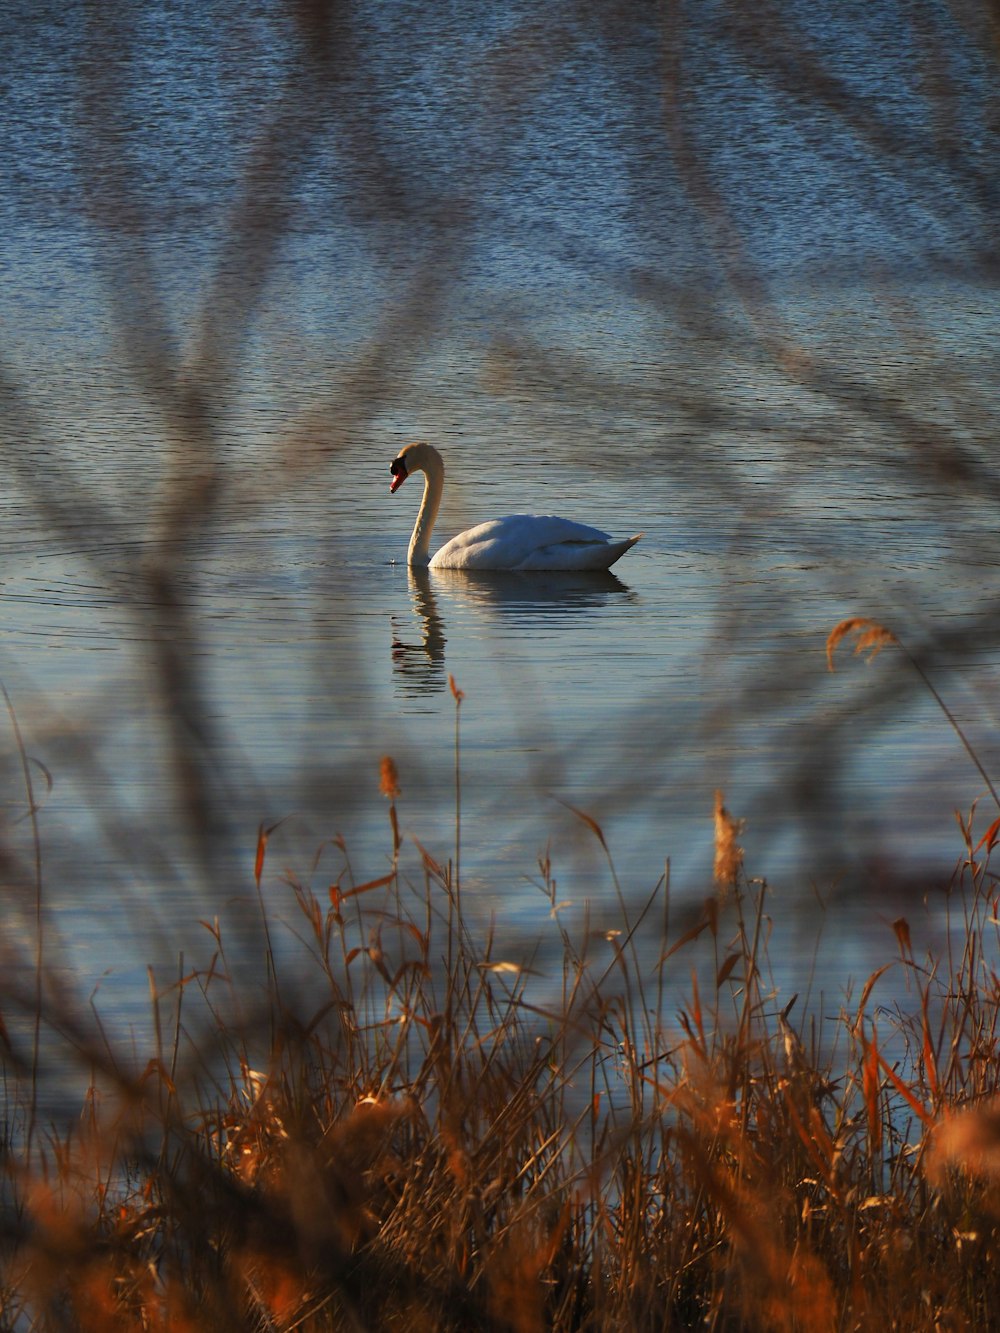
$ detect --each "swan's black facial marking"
[389,455,408,493]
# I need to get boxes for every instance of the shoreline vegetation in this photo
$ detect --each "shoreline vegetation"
[3,636,1000,1330]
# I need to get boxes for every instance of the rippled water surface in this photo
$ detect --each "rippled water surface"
[1,0,998,1027]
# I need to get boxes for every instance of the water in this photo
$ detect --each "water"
[0,0,998,1047]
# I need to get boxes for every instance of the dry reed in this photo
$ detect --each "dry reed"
[2,743,1000,1331]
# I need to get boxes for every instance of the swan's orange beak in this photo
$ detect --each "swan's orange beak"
[389,457,408,493]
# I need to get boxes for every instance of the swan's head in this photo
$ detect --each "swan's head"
[389,441,440,493]
[389,451,409,494]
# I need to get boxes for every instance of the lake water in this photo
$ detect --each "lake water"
[1,0,999,1047]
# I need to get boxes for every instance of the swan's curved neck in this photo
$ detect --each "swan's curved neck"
[408,448,444,567]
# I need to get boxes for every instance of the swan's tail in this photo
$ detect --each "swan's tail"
[604,533,642,568]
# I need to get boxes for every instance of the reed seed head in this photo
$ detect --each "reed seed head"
[713,789,744,888]
[379,755,401,800]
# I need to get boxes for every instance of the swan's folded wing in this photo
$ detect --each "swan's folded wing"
[516,533,642,571]
[430,515,639,571]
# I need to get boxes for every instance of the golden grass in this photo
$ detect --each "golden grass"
[2,772,1000,1332]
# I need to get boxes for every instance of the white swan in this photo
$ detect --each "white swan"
[389,442,641,571]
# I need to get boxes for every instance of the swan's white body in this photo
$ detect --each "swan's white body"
[389,442,641,572]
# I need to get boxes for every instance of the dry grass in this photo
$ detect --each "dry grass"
[1,627,998,1329]
[2,754,1000,1332]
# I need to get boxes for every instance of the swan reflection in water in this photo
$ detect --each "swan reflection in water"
[391,567,447,695]
[391,565,637,698]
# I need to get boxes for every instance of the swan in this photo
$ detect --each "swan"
[389,442,641,571]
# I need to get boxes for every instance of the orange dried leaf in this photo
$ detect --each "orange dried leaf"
[826,617,897,672]
[855,962,893,1028]
[402,922,427,952]
[876,1048,934,1127]
[561,800,608,852]
[342,872,396,900]
[254,824,268,888]
[659,916,710,964]
[716,952,741,988]
[253,817,289,887]
[975,815,1000,855]
[863,1034,883,1152]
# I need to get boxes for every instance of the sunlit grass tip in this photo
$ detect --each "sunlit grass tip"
[379,755,401,800]
[713,789,744,888]
[826,616,898,671]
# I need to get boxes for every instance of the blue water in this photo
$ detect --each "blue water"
[0,0,998,1050]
